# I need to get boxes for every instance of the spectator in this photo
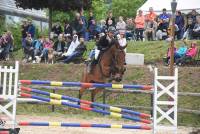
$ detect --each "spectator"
[107,19,114,30]
[167,19,179,38]
[80,9,88,40]
[187,9,199,24]
[88,11,95,29]
[32,36,43,61]
[145,7,157,21]
[27,20,35,39]
[165,43,177,65]
[0,33,8,60]
[106,11,116,27]
[175,11,185,40]
[52,22,63,37]
[176,41,198,65]
[174,40,188,63]
[117,32,127,52]
[62,34,80,57]
[23,34,34,61]
[53,34,65,57]
[156,18,169,40]
[125,18,135,40]
[135,10,145,41]
[159,8,171,21]
[61,38,86,63]
[21,20,28,48]
[183,18,195,39]
[0,31,14,60]
[192,16,200,39]
[40,37,53,61]
[99,19,107,33]
[116,16,126,34]
[64,20,73,36]
[144,20,157,41]
[80,9,88,29]
[88,20,98,40]
[72,13,86,39]
[5,31,14,53]
[64,34,72,52]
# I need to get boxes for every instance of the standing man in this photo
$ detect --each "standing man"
[21,19,28,48]
[27,19,35,39]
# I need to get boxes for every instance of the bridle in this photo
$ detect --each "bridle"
[111,47,126,75]
[98,44,125,79]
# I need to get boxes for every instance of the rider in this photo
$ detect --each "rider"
[87,26,117,73]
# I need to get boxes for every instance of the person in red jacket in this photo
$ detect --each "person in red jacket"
[135,10,145,41]
[145,7,157,21]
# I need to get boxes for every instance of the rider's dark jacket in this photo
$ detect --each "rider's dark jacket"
[96,35,118,51]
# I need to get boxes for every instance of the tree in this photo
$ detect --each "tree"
[90,0,108,21]
[112,0,146,18]
[15,0,91,11]
[51,0,108,25]
[15,0,92,32]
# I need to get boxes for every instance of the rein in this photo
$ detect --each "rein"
[98,45,122,79]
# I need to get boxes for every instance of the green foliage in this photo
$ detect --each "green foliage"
[90,0,108,21]
[0,14,6,34]
[52,0,108,24]
[15,0,92,11]
[112,0,146,18]
[8,24,22,50]
[52,10,74,24]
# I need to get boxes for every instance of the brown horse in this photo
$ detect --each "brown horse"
[79,43,126,102]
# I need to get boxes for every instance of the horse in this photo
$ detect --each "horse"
[79,42,126,102]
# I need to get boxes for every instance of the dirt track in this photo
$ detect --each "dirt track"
[2,115,196,134]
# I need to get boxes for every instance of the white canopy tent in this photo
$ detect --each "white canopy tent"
[138,0,200,14]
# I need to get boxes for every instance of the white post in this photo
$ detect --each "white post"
[153,68,178,134]
[0,61,19,129]
[13,61,19,128]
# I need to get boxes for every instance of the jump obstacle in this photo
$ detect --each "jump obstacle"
[0,61,178,134]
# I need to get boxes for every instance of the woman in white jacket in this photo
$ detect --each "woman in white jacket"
[116,16,126,34]
[62,34,80,57]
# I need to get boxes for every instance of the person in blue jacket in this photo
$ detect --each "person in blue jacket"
[27,20,35,39]
[174,39,188,62]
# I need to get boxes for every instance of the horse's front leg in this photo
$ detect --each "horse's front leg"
[91,88,102,102]
[79,87,87,101]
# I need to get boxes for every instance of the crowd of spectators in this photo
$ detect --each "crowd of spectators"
[135,8,200,41]
[1,8,200,63]
[50,8,200,42]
